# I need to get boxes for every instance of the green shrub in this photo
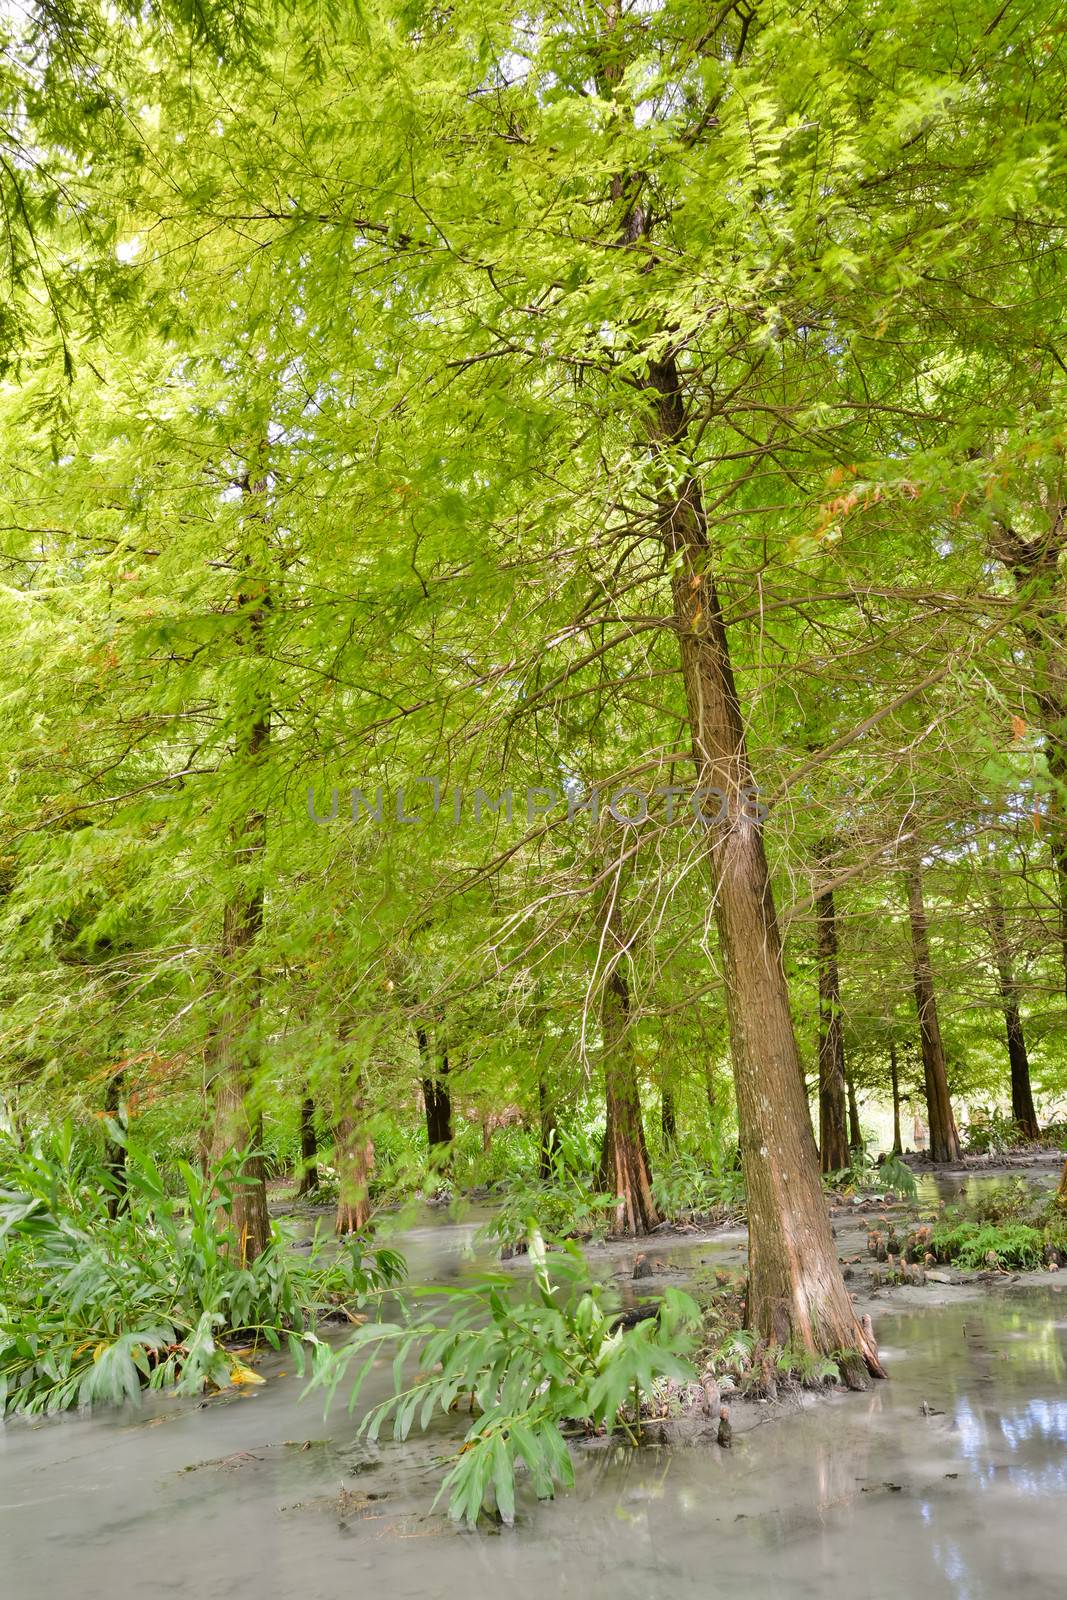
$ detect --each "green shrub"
[0,1128,404,1416]
[930,1220,1044,1270]
[482,1170,617,1248]
[651,1146,745,1219]
[304,1229,701,1526]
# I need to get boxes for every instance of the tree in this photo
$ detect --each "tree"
[815,868,850,1173]
[903,855,961,1163]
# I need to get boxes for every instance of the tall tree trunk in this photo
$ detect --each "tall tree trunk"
[703,1063,718,1131]
[846,1072,862,1154]
[903,857,961,1163]
[538,1075,557,1179]
[103,1069,127,1219]
[815,866,849,1174]
[990,518,1067,1008]
[889,1041,903,1156]
[644,356,882,1383]
[597,880,658,1236]
[989,894,1039,1139]
[661,1085,677,1148]
[417,1025,453,1149]
[296,1094,318,1196]
[207,449,271,1264]
[335,1111,374,1235]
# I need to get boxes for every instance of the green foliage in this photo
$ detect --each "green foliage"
[930,1221,1045,1271]
[304,1229,701,1526]
[0,1129,404,1416]
[825,1149,917,1200]
[876,1155,920,1200]
[957,1179,1037,1226]
[965,1109,1044,1156]
[482,1171,617,1249]
[651,1146,745,1220]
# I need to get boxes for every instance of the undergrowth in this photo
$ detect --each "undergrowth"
[304,1228,701,1526]
[0,1127,404,1416]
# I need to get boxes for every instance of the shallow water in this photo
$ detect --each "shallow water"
[3,1213,1067,1600]
[914,1166,1060,1210]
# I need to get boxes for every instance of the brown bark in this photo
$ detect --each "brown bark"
[889,1042,903,1156]
[597,882,659,1236]
[990,516,1067,1008]
[335,1110,374,1235]
[903,858,961,1163]
[815,870,849,1174]
[644,357,882,1383]
[206,804,271,1264]
[989,895,1039,1139]
[296,1094,319,1196]
[206,450,271,1264]
[661,1085,677,1147]
[538,1075,557,1179]
[846,1072,862,1154]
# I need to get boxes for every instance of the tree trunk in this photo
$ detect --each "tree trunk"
[597,882,659,1236]
[703,1063,718,1131]
[889,1042,903,1155]
[989,895,1039,1139]
[644,356,882,1384]
[333,1020,374,1234]
[989,519,1067,1008]
[846,1073,862,1154]
[661,1085,677,1148]
[815,871,849,1174]
[206,449,271,1264]
[903,858,961,1163]
[335,1111,374,1235]
[538,1075,557,1179]
[417,1025,453,1148]
[103,1070,127,1219]
[296,1094,318,1196]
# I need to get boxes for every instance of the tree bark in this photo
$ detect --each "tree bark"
[889,1041,903,1156]
[903,857,961,1163]
[661,1085,677,1148]
[103,1070,127,1219]
[597,881,659,1236]
[815,870,849,1174]
[538,1075,557,1179]
[417,1025,453,1148]
[206,449,271,1264]
[335,1110,374,1235]
[990,517,1067,1008]
[846,1072,862,1154]
[988,895,1039,1139]
[644,356,882,1383]
[296,1094,318,1196]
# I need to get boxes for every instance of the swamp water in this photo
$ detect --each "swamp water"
[2,1204,1066,1600]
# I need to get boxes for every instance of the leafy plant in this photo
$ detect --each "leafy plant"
[482,1171,618,1249]
[304,1229,701,1526]
[876,1154,919,1199]
[651,1146,745,1220]
[825,1149,917,1200]
[930,1220,1044,1270]
[0,1128,405,1416]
